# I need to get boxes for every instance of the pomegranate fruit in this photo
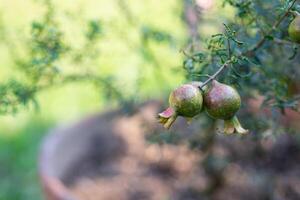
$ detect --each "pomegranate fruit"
[288,15,300,43]
[203,80,248,134]
[158,83,203,129]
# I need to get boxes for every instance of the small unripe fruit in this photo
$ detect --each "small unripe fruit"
[169,84,203,117]
[158,83,203,129]
[288,16,300,43]
[204,80,241,120]
[203,80,247,134]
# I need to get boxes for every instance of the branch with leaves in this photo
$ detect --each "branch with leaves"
[193,0,299,90]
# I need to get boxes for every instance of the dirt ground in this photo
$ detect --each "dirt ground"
[63,101,300,200]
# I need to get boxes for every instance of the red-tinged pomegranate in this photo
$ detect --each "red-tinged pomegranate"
[158,83,203,129]
[203,80,248,134]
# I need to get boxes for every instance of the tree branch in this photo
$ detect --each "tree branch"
[245,0,297,55]
[198,0,298,89]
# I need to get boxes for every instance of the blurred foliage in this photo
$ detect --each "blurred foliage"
[0,0,186,116]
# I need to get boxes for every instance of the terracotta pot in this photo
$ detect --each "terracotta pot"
[38,101,164,200]
[38,115,101,200]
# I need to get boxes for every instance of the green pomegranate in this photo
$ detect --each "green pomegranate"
[158,83,203,129]
[288,15,300,43]
[203,80,248,134]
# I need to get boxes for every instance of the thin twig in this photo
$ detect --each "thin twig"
[180,48,193,59]
[199,60,231,89]
[227,38,232,58]
[191,74,213,78]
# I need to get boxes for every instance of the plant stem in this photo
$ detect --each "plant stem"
[227,38,232,58]
[199,60,231,89]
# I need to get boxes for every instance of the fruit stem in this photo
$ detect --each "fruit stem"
[199,60,231,90]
